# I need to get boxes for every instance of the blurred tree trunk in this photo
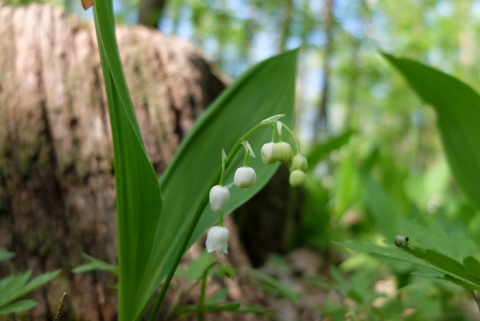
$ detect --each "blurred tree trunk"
[216,0,228,69]
[315,0,335,140]
[0,3,225,320]
[279,0,293,51]
[137,0,167,27]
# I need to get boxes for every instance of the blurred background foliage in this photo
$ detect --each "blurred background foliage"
[6,0,480,318]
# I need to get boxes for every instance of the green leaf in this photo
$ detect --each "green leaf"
[16,270,61,300]
[336,242,480,291]
[72,254,118,274]
[383,54,480,211]
[93,2,163,320]
[0,269,59,310]
[93,0,296,318]
[0,249,14,262]
[185,253,214,281]
[332,151,359,217]
[306,129,355,167]
[410,268,476,290]
[464,256,480,276]
[204,288,229,304]
[403,247,480,287]
[0,271,32,307]
[138,50,298,318]
[0,299,37,315]
[249,268,300,301]
[362,176,399,238]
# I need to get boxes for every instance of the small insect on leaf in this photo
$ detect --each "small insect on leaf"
[395,235,409,248]
[81,0,94,10]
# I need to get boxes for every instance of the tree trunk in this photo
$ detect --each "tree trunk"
[314,0,335,140]
[0,3,225,320]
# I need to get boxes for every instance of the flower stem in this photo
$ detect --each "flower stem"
[220,152,226,186]
[197,262,220,321]
[280,123,300,155]
[472,290,480,316]
[243,146,249,166]
[270,124,276,142]
[218,212,224,227]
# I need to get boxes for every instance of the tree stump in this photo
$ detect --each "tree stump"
[0,3,225,319]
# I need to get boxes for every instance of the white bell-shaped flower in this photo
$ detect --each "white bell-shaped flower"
[206,226,229,254]
[234,166,256,188]
[261,142,275,164]
[209,185,230,212]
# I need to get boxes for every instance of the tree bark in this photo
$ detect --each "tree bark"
[314,0,335,140]
[0,3,225,320]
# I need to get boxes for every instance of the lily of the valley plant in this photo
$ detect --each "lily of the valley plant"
[206,114,307,254]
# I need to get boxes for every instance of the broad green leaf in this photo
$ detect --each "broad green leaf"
[93,0,296,317]
[0,299,36,315]
[332,151,359,217]
[186,253,214,281]
[306,129,355,167]
[383,54,480,211]
[403,247,480,287]
[139,50,298,318]
[395,216,475,262]
[93,2,163,320]
[0,249,14,262]
[362,176,398,238]
[464,256,480,276]
[336,242,480,291]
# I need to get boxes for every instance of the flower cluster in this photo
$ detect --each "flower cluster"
[261,121,308,188]
[205,116,307,255]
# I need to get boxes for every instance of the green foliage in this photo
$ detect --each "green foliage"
[155,47,297,286]
[329,54,480,318]
[170,254,267,319]
[249,268,301,301]
[72,253,118,275]
[295,129,356,249]
[383,54,480,212]
[0,250,14,262]
[338,241,480,290]
[306,129,355,169]
[93,1,163,319]
[93,0,297,319]
[0,251,60,316]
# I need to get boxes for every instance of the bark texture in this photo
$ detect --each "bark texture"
[0,3,225,320]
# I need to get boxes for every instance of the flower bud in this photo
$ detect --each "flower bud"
[273,142,293,163]
[261,142,275,164]
[209,185,230,212]
[206,226,229,254]
[289,170,306,188]
[290,154,308,172]
[234,167,256,188]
